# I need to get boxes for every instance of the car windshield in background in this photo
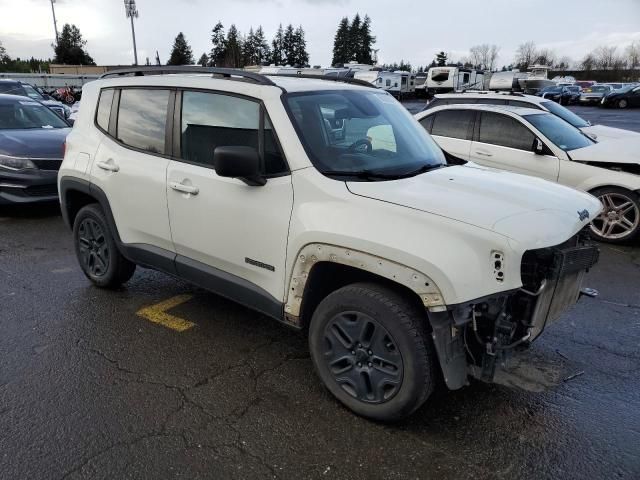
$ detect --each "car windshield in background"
[590,86,610,93]
[0,99,69,130]
[542,87,562,94]
[540,101,589,128]
[0,83,27,96]
[524,113,594,151]
[21,84,45,100]
[285,90,445,180]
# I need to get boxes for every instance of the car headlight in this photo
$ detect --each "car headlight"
[0,154,37,171]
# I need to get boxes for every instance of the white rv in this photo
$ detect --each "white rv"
[426,67,485,94]
[353,70,381,86]
[376,71,414,98]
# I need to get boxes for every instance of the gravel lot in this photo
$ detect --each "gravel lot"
[1,105,639,480]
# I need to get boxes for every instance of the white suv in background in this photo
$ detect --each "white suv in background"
[424,91,640,141]
[416,103,640,243]
[59,67,600,421]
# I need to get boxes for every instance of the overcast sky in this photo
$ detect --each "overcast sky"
[1,0,639,68]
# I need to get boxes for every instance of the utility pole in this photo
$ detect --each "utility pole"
[124,0,139,65]
[50,0,59,44]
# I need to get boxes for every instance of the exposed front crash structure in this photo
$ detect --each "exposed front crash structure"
[429,231,600,390]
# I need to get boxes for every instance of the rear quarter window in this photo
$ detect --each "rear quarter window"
[95,88,115,132]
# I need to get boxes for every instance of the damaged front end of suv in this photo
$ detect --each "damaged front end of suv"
[429,230,600,390]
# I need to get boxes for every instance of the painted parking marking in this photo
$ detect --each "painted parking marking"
[136,294,196,332]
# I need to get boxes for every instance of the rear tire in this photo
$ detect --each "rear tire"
[308,282,437,421]
[73,204,136,288]
[590,187,640,244]
[618,99,628,109]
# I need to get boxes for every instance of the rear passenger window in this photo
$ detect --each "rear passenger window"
[181,91,287,175]
[117,89,170,154]
[96,88,114,131]
[479,112,535,151]
[419,115,434,133]
[431,110,474,140]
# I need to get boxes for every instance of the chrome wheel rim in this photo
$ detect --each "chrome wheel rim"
[78,218,109,277]
[323,311,403,404]
[591,193,639,240]
[619,99,628,109]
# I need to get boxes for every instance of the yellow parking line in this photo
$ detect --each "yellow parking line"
[136,294,196,332]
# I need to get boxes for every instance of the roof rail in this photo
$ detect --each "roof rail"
[99,66,277,86]
[264,73,377,89]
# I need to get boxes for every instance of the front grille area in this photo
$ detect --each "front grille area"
[31,159,63,171]
[24,184,58,197]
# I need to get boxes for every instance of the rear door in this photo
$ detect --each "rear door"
[90,87,174,252]
[470,111,559,182]
[427,109,474,160]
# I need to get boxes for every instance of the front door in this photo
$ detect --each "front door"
[166,90,293,304]
[469,111,559,182]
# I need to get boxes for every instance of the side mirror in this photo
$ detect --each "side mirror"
[534,138,544,155]
[213,146,265,186]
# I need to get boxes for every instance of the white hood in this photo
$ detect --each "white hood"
[581,124,640,142]
[347,164,601,246]
[570,137,640,165]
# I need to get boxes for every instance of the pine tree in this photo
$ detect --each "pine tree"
[349,14,362,63]
[254,26,270,65]
[436,51,447,66]
[283,24,296,66]
[209,22,226,67]
[53,24,95,65]
[197,53,209,67]
[271,24,284,65]
[332,17,351,66]
[243,27,257,66]
[292,26,309,66]
[358,15,375,64]
[224,24,243,68]
[167,32,194,65]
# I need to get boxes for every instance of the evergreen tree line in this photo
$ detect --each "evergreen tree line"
[0,23,94,72]
[331,14,375,66]
[168,23,310,68]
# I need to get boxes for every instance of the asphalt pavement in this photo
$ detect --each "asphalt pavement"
[1,106,640,480]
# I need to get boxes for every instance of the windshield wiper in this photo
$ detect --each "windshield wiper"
[322,169,403,180]
[323,164,446,181]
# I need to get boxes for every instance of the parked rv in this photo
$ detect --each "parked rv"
[426,67,485,95]
[414,72,428,97]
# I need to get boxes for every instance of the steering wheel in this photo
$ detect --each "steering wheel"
[348,138,373,154]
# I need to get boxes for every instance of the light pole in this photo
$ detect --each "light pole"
[50,0,59,44]
[124,0,139,65]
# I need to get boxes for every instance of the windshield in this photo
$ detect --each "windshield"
[540,101,589,128]
[0,82,28,96]
[589,86,610,93]
[542,86,562,93]
[524,113,594,151]
[21,84,45,100]
[285,90,445,180]
[0,100,69,130]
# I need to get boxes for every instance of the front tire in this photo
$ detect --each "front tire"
[618,99,629,109]
[590,187,640,243]
[308,283,437,421]
[73,204,136,288]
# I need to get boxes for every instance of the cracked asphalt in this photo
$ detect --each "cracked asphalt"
[1,107,640,480]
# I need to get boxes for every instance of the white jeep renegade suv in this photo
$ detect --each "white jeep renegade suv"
[58,67,601,420]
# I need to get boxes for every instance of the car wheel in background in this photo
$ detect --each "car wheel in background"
[73,204,136,288]
[590,187,640,243]
[618,99,628,109]
[308,282,437,421]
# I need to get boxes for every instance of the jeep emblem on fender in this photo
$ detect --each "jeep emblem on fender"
[578,209,590,221]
